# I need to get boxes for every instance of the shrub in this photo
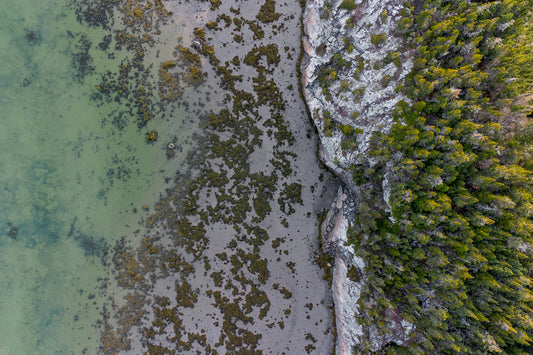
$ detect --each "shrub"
[341,139,357,151]
[340,80,351,92]
[341,125,355,136]
[381,74,392,87]
[339,0,357,11]
[379,10,388,22]
[371,33,387,46]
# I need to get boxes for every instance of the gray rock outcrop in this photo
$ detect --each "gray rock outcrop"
[301,0,415,353]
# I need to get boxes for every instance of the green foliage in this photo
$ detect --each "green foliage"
[384,51,401,68]
[341,139,357,151]
[371,33,387,46]
[339,79,351,92]
[380,74,392,87]
[379,10,388,22]
[317,67,337,88]
[333,52,350,69]
[351,0,533,353]
[339,0,357,11]
[341,125,355,136]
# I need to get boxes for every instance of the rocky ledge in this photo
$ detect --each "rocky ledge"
[301,0,414,353]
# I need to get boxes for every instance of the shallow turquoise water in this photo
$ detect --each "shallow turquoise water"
[0,0,194,353]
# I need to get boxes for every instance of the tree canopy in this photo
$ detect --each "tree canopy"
[350,0,533,353]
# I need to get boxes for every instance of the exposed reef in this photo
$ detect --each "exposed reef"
[301,0,414,353]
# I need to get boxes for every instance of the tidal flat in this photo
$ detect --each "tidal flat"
[103,0,340,354]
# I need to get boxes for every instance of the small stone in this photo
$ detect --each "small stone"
[192,40,202,50]
[8,226,18,240]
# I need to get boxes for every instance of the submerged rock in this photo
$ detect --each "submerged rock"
[24,29,42,45]
[8,225,18,240]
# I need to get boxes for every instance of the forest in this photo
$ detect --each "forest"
[349,0,533,352]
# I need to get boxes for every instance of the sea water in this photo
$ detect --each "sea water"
[0,0,197,353]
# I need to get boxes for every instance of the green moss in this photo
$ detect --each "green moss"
[158,61,183,102]
[315,211,335,286]
[177,45,201,65]
[162,60,176,69]
[183,65,205,87]
[230,56,240,66]
[216,251,228,261]
[252,193,271,221]
[243,285,271,319]
[332,52,350,69]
